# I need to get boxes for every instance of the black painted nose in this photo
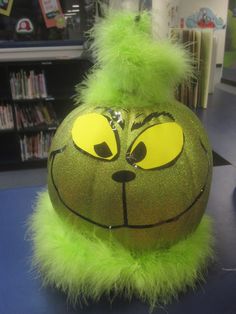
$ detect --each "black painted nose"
[112,170,136,183]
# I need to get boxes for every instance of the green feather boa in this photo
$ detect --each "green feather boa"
[29,191,213,309]
[75,11,192,108]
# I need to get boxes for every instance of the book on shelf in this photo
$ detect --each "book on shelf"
[0,103,14,130]
[14,102,58,130]
[19,131,54,161]
[170,28,214,109]
[10,69,48,100]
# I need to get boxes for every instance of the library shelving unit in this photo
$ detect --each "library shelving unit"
[0,58,92,171]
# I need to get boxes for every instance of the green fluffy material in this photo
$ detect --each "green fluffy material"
[76,11,192,108]
[29,190,214,309]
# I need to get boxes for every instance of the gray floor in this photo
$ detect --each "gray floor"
[197,86,236,167]
[0,83,236,190]
[0,168,47,189]
[222,68,236,85]
[216,82,236,95]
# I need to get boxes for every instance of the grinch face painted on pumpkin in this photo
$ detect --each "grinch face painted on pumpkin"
[48,101,212,250]
[30,11,214,307]
[31,12,214,306]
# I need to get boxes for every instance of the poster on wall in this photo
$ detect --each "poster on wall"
[223,0,236,83]
[186,8,225,29]
[38,0,65,28]
[16,18,34,34]
[0,0,14,16]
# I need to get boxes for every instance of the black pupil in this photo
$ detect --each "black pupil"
[94,141,112,158]
[130,141,147,163]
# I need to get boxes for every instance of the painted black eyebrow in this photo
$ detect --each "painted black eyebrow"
[135,113,144,119]
[131,111,175,131]
[121,108,129,113]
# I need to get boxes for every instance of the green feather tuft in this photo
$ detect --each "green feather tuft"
[29,191,214,310]
[75,11,192,108]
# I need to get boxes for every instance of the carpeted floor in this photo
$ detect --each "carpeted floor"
[0,168,47,190]
[197,87,236,167]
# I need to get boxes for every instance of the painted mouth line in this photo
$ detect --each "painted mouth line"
[50,145,209,230]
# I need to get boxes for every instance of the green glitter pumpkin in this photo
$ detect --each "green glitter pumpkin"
[30,11,214,307]
[48,101,212,250]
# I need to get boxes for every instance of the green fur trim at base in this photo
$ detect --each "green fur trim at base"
[29,190,214,309]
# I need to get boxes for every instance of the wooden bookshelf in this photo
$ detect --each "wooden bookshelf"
[0,58,92,170]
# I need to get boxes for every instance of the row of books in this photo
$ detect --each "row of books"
[0,103,14,130]
[19,132,54,161]
[170,28,214,108]
[14,102,58,130]
[10,70,48,100]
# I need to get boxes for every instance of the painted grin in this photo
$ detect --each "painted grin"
[50,140,210,230]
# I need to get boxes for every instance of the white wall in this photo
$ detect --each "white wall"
[152,0,228,64]
[178,0,228,27]
[110,0,139,11]
[177,0,229,64]
[152,0,180,39]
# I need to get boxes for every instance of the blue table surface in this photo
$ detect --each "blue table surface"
[1,165,236,314]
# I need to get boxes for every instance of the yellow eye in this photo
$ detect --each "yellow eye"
[127,122,183,170]
[72,113,119,160]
